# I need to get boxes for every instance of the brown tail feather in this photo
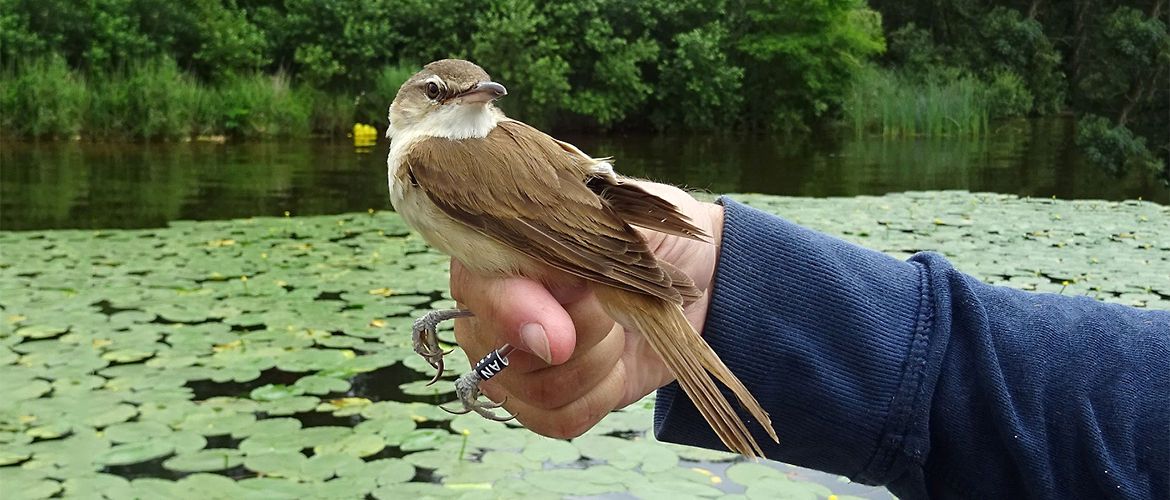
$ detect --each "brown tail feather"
[595,286,778,458]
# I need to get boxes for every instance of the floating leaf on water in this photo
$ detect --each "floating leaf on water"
[26,422,71,440]
[354,416,416,445]
[370,458,415,486]
[573,435,679,472]
[313,432,386,458]
[237,477,311,499]
[231,417,302,439]
[520,436,580,465]
[98,440,174,466]
[629,478,724,499]
[316,397,371,416]
[744,477,833,499]
[398,379,456,396]
[82,403,138,428]
[172,431,209,454]
[293,375,351,395]
[103,421,173,443]
[256,395,320,415]
[399,428,454,452]
[178,411,255,436]
[0,471,61,499]
[61,473,133,499]
[242,451,308,478]
[304,452,365,481]
[176,472,251,497]
[249,384,304,402]
[522,468,627,496]
[0,193,1164,493]
[293,426,353,449]
[162,449,245,472]
[16,325,68,339]
[0,445,31,465]
[5,379,51,401]
[371,481,457,500]
[306,475,378,499]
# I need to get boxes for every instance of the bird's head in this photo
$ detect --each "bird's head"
[387,59,507,141]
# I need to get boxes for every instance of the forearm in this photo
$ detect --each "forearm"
[653,198,1169,499]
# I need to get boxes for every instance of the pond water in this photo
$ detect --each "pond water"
[2,118,1165,231]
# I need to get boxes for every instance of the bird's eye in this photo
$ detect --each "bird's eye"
[425,82,441,100]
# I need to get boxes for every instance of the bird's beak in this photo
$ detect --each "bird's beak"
[456,81,507,104]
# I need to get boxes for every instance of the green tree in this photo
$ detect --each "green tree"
[653,22,744,130]
[259,0,396,89]
[975,7,1064,114]
[731,0,885,131]
[469,0,570,128]
[189,0,268,81]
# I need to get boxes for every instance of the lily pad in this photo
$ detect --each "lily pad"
[1,192,1163,497]
[313,432,386,457]
[99,441,174,466]
[162,449,245,472]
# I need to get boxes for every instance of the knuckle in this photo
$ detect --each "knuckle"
[515,362,591,410]
[448,261,468,303]
[516,377,567,410]
[545,411,595,439]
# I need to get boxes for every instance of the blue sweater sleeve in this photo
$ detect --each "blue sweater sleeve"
[653,198,1169,499]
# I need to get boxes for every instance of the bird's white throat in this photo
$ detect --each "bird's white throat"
[389,103,499,142]
[386,103,502,209]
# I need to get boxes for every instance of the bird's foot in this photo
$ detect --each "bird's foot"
[412,308,474,384]
[441,347,516,422]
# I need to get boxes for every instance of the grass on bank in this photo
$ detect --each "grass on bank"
[0,57,413,140]
[843,66,995,138]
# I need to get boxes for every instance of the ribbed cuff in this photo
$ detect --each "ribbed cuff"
[654,197,939,486]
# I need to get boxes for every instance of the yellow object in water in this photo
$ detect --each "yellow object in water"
[352,123,378,147]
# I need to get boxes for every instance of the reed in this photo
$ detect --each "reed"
[217,71,311,139]
[1,56,87,138]
[1,56,418,140]
[844,66,990,138]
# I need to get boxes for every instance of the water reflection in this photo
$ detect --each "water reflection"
[2,118,1164,230]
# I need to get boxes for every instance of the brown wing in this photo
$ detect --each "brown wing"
[542,135,709,242]
[585,176,709,242]
[407,120,698,304]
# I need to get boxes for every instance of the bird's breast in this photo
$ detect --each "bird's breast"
[387,151,545,280]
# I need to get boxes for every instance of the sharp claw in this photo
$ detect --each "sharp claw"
[412,309,475,385]
[442,348,455,355]
[478,395,507,409]
[440,404,472,415]
[426,366,444,386]
[479,408,516,422]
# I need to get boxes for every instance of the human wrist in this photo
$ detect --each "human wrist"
[705,201,724,277]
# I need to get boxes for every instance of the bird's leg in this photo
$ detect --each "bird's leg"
[442,344,516,421]
[412,308,474,384]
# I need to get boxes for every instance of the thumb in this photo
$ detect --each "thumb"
[449,260,577,365]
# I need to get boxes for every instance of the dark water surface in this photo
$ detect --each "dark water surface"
[2,118,1165,230]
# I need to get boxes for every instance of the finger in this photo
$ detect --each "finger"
[489,356,631,440]
[455,293,618,388]
[502,321,625,410]
[450,260,576,364]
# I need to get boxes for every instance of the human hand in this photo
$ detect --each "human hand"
[448,182,723,438]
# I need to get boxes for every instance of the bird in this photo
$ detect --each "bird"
[386,59,777,457]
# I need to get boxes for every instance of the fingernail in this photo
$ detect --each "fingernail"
[520,323,551,363]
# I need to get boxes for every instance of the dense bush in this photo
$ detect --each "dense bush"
[0,56,86,138]
[984,70,1033,120]
[1076,114,1163,177]
[0,0,884,134]
[974,7,1064,115]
